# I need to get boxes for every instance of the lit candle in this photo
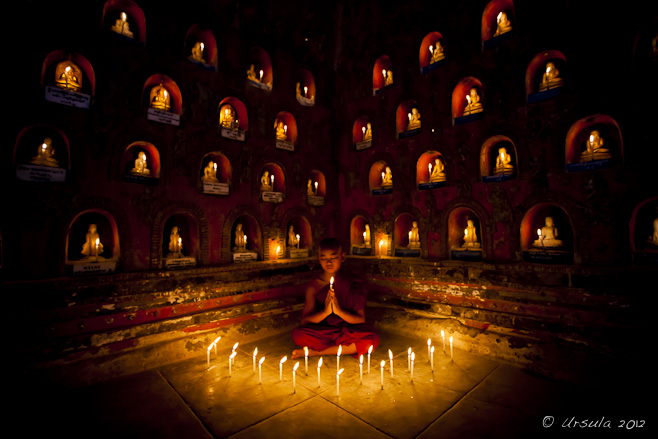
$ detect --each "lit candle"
[304,346,309,375]
[95,238,99,258]
[362,126,366,137]
[382,69,386,79]
[380,360,385,389]
[258,357,265,384]
[296,234,300,249]
[388,349,394,377]
[270,174,274,188]
[408,113,412,122]
[337,344,342,371]
[252,347,258,372]
[317,357,323,387]
[449,336,454,361]
[429,45,434,54]
[408,231,412,244]
[363,231,367,244]
[232,342,239,366]
[430,346,435,371]
[537,229,542,238]
[314,181,318,194]
[276,245,281,256]
[428,163,432,178]
[359,354,363,384]
[410,352,415,381]
[259,70,263,81]
[200,42,204,52]
[213,336,221,355]
[41,143,47,157]
[336,368,344,396]
[381,171,385,182]
[407,347,412,371]
[441,330,445,352]
[292,362,299,393]
[229,351,237,376]
[280,356,287,381]
[214,162,217,172]
[427,338,432,361]
[178,237,182,253]
[304,86,308,97]
[379,239,384,256]
[244,235,247,247]
[466,94,471,104]
[206,344,212,367]
[330,276,334,290]
[367,345,373,373]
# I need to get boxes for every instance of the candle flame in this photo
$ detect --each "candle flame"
[95,238,100,245]
[304,346,308,357]
[232,342,239,351]
[330,276,334,287]
[121,12,127,21]
[280,356,287,364]
[207,345,213,352]
[200,42,204,50]
[293,362,300,372]
[381,360,386,367]
[537,229,542,237]
[441,330,445,337]
[388,349,393,360]
[449,336,454,343]
[253,347,258,356]
[411,352,415,361]
[318,357,323,367]
[213,336,221,345]
[337,368,344,376]
[368,345,373,354]
[360,354,363,364]
[427,338,431,346]
[337,345,342,356]
[259,357,265,365]
[229,352,237,360]
[408,347,412,355]
[431,346,435,353]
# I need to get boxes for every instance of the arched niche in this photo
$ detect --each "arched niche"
[526,50,567,102]
[448,207,483,261]
[273,111,298,151]
[353,116,373,150]
[259,162,286,203]
[41,50,95,108]
[285,216,312,259]
[630,197,658,265]
[246,46,273,91]
[307,170,326,207]
[66,209,119,274]
[480,135,518,182]
[394,213,421,257]
[162,213,199,269]
[417,150,446,190]
[185,24,218,70]
[452,77,485,125]
[102,0,146,44]
[419,31,446,73]
[396,100,422,138]
[482,0,515,48]
[369,160,393,195]
[565,115,623,172]
[218,97,248,141]
[373,55,393,94]
[520,204,574,264]
[230,214,262,262]
[120,141,160,184]
[142,74,182,126]
[349,215,372,256]
[14,125,70,183]
[295,68,316,106]
[200,151,231,195]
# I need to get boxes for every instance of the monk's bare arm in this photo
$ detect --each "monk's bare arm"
[300,283,331,324]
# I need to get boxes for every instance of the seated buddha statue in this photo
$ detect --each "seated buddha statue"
[363,122,372,141]
[493,11,512,37]
[384,70,393,86]
[533,217,564,248]
[81,224,104,258]
[650,217,658,246]
[364,224,371,247]
[55,61,82,92]
[220,106,235,129]
[464,87,483,115]
[111,12,134,38]
[202,160,219,183]
[247,64,258,81]
[131,151,150,175]
[274,119,288,141]
[408,108,421,130]
[493,147,514,175]
[288,225,299,248]
[429,41,445,63]
[296,82,302,97]
[30,138,60,167]
[429,158,446,182]
[150,83,171,111]
[539,62,564,91]
[463,219,480,248]
[168,226,183,257]
[381,166,393,187]
[260,170,272,191]
[409,221,420,248]
[234,223,246,251]
[190,41,205,63]
[580,130,611,162]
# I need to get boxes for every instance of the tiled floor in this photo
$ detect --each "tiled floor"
[17,330,653,439]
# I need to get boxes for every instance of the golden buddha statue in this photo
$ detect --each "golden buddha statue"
[408,108,421,130]
[364,224,371,247]
[235,223,247,250]
[429,41,445,63]
[168,226,183,257]
[274,119,288,141]
[363,122,372,141]
[493,11,512,37]
[202,160,219,183]
[296,82,302,97]
[30,138,60,167]
[131,151,150,175]
[150,83,171,111]
[429,158,446,182]
[220,106,236,129]
[463,220,480,248]
[464,87,483,115]
[580,130,611,162]
[190,41,205,63]
[111,12,134,38]
[650,217,658,246]
[55,61,82,92]
[81,224,104,258]
[383,69,393,86]
[260,170,273,191]
[493,147,514,175]
[307,179,318,196]
[409,221,420,248]
[381,166,393,187]
[539,62,564,91]
[533,217,564,248]
[247,64,258,81]
[288,225,299,248]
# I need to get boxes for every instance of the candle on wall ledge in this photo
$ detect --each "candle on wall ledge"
[410,352,415,381]
[304,346,309,375]
[258,357,265,384]
[280,356,287,381]
[292,362,299,393]
[270,174,274,188]
[388,349,394,377]
[450,336,454,361]
[296,234,300,249]
[259,70,263,81]
[430,345,435,371]
[380,360,385,389]
[314,181,318,194]
[336,368,344,396]
[252,347,258,372]
[367,345,373,373]
[359,354,363,384]
[317,357,323,387]
[229,351,237,376]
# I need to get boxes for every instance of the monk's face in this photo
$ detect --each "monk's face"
[319,247,345,276]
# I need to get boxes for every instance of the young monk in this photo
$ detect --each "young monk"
[291,237,379,359]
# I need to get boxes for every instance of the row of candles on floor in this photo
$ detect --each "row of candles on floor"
[206,332,455,395]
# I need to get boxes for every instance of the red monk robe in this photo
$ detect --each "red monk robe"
[292,272,380,356]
